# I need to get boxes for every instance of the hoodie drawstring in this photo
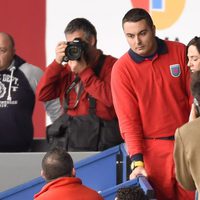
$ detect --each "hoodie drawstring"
[7,66,16,101]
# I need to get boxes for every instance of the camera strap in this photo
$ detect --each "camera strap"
[63,75,82,110]
[88,54,106,114]
[64,53,106,111]
[65,75,80,95]
[93,54,106,77]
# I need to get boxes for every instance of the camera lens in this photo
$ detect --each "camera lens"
[67,45,81,60]
[64,38,87,62]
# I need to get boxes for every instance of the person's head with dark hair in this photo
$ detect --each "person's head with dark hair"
[122,8,153,29]
[187,36,200,73]
[64,17,97,47]
[122,8,156,57]
[41,147,74,182]
[115,185,149,200]
[35,149,104,200]
[62,17,99,66]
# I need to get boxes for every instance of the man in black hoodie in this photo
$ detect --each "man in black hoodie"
[0,32,61,152]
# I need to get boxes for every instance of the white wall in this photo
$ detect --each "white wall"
[46,0,200,64]
[45,0,200,124]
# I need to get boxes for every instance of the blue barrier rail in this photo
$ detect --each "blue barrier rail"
[0,177,45,200]
[0,145,121,199]
[0,144,156,200]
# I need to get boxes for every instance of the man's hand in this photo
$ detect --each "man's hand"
[68,56,88,74]
[129,166,147,180]
[55,41,89,74]
[55,41,67,64]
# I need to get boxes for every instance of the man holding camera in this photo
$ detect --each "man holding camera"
[36,18,123,151]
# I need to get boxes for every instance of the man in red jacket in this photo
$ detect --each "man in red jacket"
[34,147,103,200]
[111,8,194,200]
[36,18,123,151]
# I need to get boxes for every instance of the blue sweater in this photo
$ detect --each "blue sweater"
[0,55,61,152]
[0,55,42,151]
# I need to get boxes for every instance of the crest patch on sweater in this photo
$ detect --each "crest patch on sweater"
[170,64,181,77]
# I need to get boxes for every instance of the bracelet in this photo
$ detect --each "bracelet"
[131,161,144,171]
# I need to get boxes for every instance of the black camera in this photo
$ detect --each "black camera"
[63,38,87,62]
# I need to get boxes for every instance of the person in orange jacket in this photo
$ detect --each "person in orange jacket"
[34,147,103,200]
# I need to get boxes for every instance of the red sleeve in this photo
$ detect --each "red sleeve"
[79,55,116,107]
[111,57,144,157]
[36,60,70,101]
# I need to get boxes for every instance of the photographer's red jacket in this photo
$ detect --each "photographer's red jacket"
[36,54,117,120]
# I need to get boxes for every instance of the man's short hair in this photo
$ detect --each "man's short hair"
[64,18,97,46]
[122,8,154,29]
[116,185,149,200]
[42,147,74,181]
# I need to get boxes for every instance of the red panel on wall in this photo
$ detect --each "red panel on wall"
[0,0,46,138]
[130,0,150,11]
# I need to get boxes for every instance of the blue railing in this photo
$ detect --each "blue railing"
[0,144,156,200]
